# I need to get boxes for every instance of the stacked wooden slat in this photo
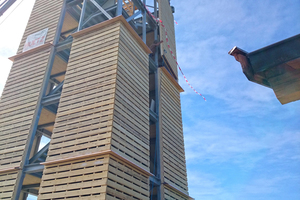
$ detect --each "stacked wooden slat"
[39,155,109,199]
[158,0,177,77]
[106,156,149,199]
[159,69,189,193]
[111,22,149,169]
[41,16,151,199]
[164,186,190,200]
[46,21,121,162]
[17,0,64,54]
[0,171,18,199]
[0,47,51,171]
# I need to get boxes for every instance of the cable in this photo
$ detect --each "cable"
[0,0,26,27]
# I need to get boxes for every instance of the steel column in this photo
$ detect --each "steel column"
[116,0,123,16]
[12,1,68,199]
[153,0,164,198]
[142,0,146,43]
[77,0,88,31]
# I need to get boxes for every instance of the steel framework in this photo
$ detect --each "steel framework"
[0,0,192,199]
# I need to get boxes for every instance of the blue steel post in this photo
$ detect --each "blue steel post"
[77,0,88,31]
[142,0,146,42]
[116,0,123,16]
[154,0,163,198]
[12,1,67,199]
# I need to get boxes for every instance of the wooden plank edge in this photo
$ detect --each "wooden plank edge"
[161,67,184,92]
[0,167,19,174]
[71,15,152,54]
[41,149,153,177]
[9,42,53,61]
[110,150,153,177]
[164,181,194,200]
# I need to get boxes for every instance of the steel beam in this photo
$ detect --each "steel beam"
[36,129,52,139]
[23,164,44,174]
[131,0,156,28]
[49,78,61,85]
[90,0,112,19]
[37,122,55,129]
[50,71,66,79]
[21,189,39,196]
[150,176,161,186]
[22,184,40,190]
[126,10,141,22]
[42,93,61,106]
[149,109,158,122]
[0,0,16,16]
[77,0,88,31]
[56,39,73,52]
[49,80,64,95]
[44,104,58,114]
[29,142,50,164]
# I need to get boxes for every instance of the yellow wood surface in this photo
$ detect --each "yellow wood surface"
[16,0,63,54]
[111,22,150,170]
[38,155,109,199]
[106,155,149,199]
[0,47,51,170]
[164,186,190,200]
[0,171,18,199]
[45,21,120,162]
[159,0,178,77]
[159,68,189,192]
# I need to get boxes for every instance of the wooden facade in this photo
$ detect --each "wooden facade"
[38,17,151,199]
[159,0,177,78]
[0,0,193,199]
[17,0,64,54]
[159,68,188,193]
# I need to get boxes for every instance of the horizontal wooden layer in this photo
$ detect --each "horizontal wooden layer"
[164,182,194,200]
[72,15,151,54]
[41,150,153,177]
[161,67,184,92]
[9,42,53,61]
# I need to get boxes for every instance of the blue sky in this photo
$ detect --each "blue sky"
[0,0,300,200]
[172,0,300,199]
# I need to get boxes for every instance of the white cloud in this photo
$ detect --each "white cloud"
[187,170,223,197]
[184,119,300,167]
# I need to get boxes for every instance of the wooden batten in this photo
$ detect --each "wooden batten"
[0,171,19,198]
[159,0,178,77]
[8,42,53,61]
[0,46,51,172]
[161,67,184,92]
[159,67,189,192]
[16,0,64,54]
[164,182,194,200]
[40,19,151,199]
[45,20,120,162]
[0,167,19,174]
[111,21,150,170]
